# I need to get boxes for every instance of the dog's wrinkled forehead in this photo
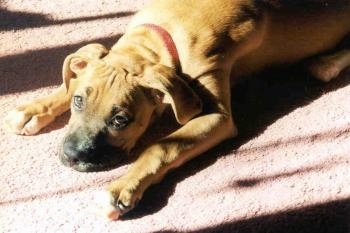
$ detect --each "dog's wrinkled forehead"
[80,60,120,84]
[77,60,121,91]
[74,60,143,112]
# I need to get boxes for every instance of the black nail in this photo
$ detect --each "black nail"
[117,200,130,212]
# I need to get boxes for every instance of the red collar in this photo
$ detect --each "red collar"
[142,23,181,71]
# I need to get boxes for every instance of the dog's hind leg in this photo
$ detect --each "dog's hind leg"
[4,84,72,135]
[307,49,350,82]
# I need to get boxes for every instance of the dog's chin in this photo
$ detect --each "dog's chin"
[59,157,120,172]
[58,147,125,172]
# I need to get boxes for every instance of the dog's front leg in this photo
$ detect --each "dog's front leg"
[101,109,237,219]
[4,44,109,135]
[4,83,75,135]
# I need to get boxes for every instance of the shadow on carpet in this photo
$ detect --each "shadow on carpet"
[169,198,350,233]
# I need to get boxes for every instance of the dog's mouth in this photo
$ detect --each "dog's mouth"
[58,145,125,172]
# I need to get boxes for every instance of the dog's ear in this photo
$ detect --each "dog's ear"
[62,43,108,90]
[142,64,202,124]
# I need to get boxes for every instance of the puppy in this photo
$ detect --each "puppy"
[4,0,350,219]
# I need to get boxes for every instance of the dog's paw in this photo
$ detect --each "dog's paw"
[95,178,142,220]
[95,190,121,220]
[308,57,341,82]
[4,106,54,135]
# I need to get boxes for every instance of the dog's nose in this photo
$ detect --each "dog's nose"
[63,138,92,163]
[60,132,125,171]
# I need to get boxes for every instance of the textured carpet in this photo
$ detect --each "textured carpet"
[1,1,350,232]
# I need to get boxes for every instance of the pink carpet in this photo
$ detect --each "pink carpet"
[1,1,350,232]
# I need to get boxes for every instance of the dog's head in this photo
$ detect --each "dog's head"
[59,43,202,172]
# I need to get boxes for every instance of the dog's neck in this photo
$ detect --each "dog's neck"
[106,25,180,75]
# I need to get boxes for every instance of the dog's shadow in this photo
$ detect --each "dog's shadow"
[124,64,350,220]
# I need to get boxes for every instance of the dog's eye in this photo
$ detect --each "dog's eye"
[110,113,130,130]
[73,95,84,110]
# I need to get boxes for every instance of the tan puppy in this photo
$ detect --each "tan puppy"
[4,0,350,220]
